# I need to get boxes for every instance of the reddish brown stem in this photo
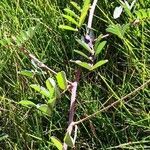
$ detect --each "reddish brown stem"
[63,81,78,150]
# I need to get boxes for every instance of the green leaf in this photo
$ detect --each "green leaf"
[74,50,90,60]
[106,24,129,39]
[37,104,52,116]
[62,15,79,26]
[64,132,74,148]
[90,60,108,70]
[76,38,94,54]
[15,26,36,46]
[18,70,34,78]
[71,60,92,70]
[46,78,56,99]
[70,1,82,12]
[79,0,90,27]
[106,24,123,39]
[56,71,68,90]
[19,100,36,107]
[64,8,79,19]
[94,34,103,48]
[30,84,50,98]
[95,41,107,56]
[58,25,78,31]
[46,78,61,105]
[51,136,63,150]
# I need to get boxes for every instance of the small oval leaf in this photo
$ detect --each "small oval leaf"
[71,60,92,70]
[95,41,107,56]
[18,70,34,78]
[62,15,79,26]
[46,78,56,99]
[58,25,78,31]
[46,78,61,105]
[51,136,63,150]
[64,8,79,19]
[79,0,90,27]
[64,132,74,148]
[30,84,50,98]
[74,50,90,60]
[19,100,36,107]
[76,38,94,54]
[38,104,52,116]
[56,71,68,90]
[70,1,82,12]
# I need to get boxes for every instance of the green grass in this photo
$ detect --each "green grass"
[0,0,150,149]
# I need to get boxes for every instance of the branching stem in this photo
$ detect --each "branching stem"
[19,46,72,84]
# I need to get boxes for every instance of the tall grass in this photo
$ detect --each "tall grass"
[0,0,150,149]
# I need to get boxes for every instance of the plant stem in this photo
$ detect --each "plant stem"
[87,0,98,34]
[63,81,78,150]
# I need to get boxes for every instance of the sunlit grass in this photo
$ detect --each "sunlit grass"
[0,0,150,149]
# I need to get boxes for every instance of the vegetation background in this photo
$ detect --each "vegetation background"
[0,0,150,149]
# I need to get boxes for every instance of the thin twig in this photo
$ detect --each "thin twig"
[19,46,72,84]
[74,78,150,125]
[20,47,57,74]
